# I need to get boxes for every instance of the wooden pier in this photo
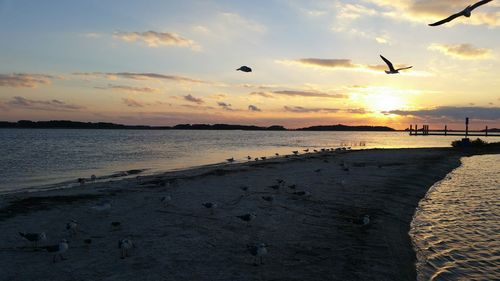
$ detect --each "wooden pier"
[409,118,500,137]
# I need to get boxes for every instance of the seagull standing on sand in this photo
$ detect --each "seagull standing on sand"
[227,157,235,163]
[237,66,252,72]
[19,232,47,248]
[160,195,172,207]
[118,239,134,259]
[66,220,78,236]
[247,156,252,160]
[43,239,69,263]
[237,213,256,226]
[247,243,268,265]
[292,151,299,155]
[429,0,492,26]
[380,55,412,74]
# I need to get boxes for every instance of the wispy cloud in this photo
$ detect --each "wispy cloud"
[428,43,493,60]
[183,94,204,104]
[284,106,340,113]
[0,73,58,88]
[217,101,233,111]
[250,91,275,98]
[73,72,206,84]
[385,106,500,121]
[95,84,160,93]
[273,90,347,99]
[122,97,144,107]
[113,31,200,50]
[248,105,262,112]
[4,96,83,111]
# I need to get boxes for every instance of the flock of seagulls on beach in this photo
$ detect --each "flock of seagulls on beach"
[15,0,494,269]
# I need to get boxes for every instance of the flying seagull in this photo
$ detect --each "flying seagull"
[237,66,252,72]
[19,232,47,248]
[43,239,69,263]
[380,55,412,74]
[247,243,268,265]
[429,0,493,26]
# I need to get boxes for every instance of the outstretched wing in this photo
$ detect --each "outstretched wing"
[428,12,463,26]
[470,0,493,11]
[395,66,413,71]
[380,55,395,71]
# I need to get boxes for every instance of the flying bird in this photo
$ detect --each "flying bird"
[43,239,69,263]
[237,66,252,72]
[380,55,412,74]
[428,0,493,26]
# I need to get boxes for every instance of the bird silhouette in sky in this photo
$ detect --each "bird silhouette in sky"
[380,55,412,74]
[237,66,252,72]
[428,0,493,26]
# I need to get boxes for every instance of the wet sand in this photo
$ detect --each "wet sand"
[0,148,492,280]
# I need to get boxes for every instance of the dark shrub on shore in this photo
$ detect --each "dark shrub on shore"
[451,138,488,148]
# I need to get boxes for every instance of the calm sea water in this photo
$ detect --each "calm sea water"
[411,154,500,281]
[0,129,496,193]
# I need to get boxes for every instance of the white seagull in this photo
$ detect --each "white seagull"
[118,238,134,259]
[429,0,493,26]
[380,55,412,74]
[43,239,69,263]
[247,243,268,265]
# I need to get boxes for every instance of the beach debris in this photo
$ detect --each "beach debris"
[227,157,235,163]
[236,66,252,72]
[240,186,249,192]
[292,151,299,155]
[111,221,121,228]
[43,239,69,263]
[236,213,256,225]
[66,220,78,235]
[268,184,280,192]
[380,55,412,74]
[160,195,172,207]
[260,157,267,160]
[202,202,218,214]
[429,0,492,26]
[275,153,279,156]
[261,196,274,202]
[90,175,97,182]
[84,238,92,246]
[254,158,259,161]
[303,149,309,152]
[343,167,350,172]
[293,191,311,197]
[77,178,86,185]
[92,200,112,212]
[19,232,47,248]
[247,243,268,265]
[276,179,285,186]
[118,238,134,259]
[314,169,322,173]
[313,149,318,153]
[288,184,297,190]
[323,160,329,163]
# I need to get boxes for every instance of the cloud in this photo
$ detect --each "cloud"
[248,105,261,112]
[273,90,347,99]
[365,0,500,27]
[219,12,266,33]
[337,3,378,19]
[94,84,160,93]
[346,108,370,114]
[73,72,205,84]
[0,73,57,88]
[113,31,200,50]
[284,106,340,113]
[183,94,204,104]
[428,43,492,60]
[385,106,500,121]
[250,91,275,98]
[122,97,144,107]
[217,101,232,110]
[4,96,83,111]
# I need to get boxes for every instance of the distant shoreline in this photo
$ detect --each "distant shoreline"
[0,120,396,131]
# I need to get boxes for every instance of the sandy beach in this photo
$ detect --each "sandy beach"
[0,147,497,281]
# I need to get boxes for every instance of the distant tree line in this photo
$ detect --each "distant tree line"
[0,120,398,131]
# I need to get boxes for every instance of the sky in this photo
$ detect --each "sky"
[0,0,499,129]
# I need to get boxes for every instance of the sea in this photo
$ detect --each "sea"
[0,129,499,280]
